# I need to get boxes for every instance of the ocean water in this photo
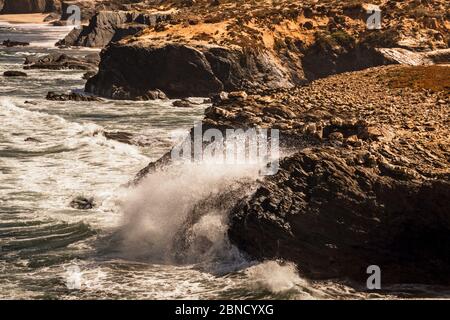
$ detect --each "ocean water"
[0,22,448,300]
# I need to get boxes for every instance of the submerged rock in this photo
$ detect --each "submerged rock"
[172,99,196,108]
[24,52,99,71]
[46,91,102,102]
[3,71,27,77]
[2,39,29,47]
[103,131,134,145]
[70,196,95,210]
[24,137,42,143]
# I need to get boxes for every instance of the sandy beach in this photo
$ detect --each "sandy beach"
[0,13,49,24]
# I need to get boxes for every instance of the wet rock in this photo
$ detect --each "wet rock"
[172,99,196,108]
[228,148,450,285]
[103,131,134,145]
[138,89,167,100]
[24,52,99,71]
[1,39,29,47]
[46,91,102,102]
[24,137,42,143]
[82,71,96,80]
[70,196,95,210]
[3,71,27,77]
[86,43,298,99]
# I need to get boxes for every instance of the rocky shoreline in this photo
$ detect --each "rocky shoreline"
[2,0,449,287]
[137,64,449,285]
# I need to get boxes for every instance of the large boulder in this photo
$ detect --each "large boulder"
[86,43,297,99]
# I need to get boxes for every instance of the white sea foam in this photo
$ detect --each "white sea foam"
[118,158,261,264]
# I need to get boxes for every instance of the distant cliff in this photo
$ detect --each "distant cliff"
[0,0,56,13]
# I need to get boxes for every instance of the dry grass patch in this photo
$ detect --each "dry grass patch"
[385,65,450,93]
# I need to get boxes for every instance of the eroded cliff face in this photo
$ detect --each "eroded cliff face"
[83,0,449,99]
[57,11,172,47]
[86,42,299,99]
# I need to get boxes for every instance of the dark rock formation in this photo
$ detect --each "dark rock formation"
[57,11,172,48]
[24,137,42,142]
[136,65,450,285]
[70,196,95,210]
[3,71,27,77]
[24,52,99,71]
[82,71,96,80]
[86,43,297,99]
[103,131,133,145]
[229,148,450,285]
[46,91,102,101]
[2,40,30,47]
[223,65,450,285]
[0,0,55,13]
[172,99,196,108]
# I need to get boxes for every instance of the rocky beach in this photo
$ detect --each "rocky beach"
[0,0,449,299]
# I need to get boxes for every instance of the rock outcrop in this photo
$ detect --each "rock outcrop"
[84,0,449,99]
[137,65,450,285]
[3,71,27,77]
[0,0,55,13]
[24,52,99,71]
[46,91,102,101]
[2,40,30,47]
[57,10,172,48]
[86,43,301,99]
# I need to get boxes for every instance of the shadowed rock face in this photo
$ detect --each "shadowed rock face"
[228,149,450,285]
[57,11,172,48]
[24,52,99,71]
[86,43,297,99]
[1,0,55,13]
[135,65,450,285]
[220,65,450,285]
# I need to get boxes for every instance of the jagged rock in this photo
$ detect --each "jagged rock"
[46,91,102,101]
[24,52,99,71]
[137,65,450,285]
[228,148,450,285]
[82,71,96,80]
[24,137,42,143]
[2,40,29,47]
[56,11,172,48]
[70,196,95,210]
[172,99,196,108]
[86,43,297,99]
[3,71,27,77]
[103,131,133,145]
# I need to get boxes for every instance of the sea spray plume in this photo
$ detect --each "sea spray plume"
[118,130,282,267]
[118,159,262,265]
